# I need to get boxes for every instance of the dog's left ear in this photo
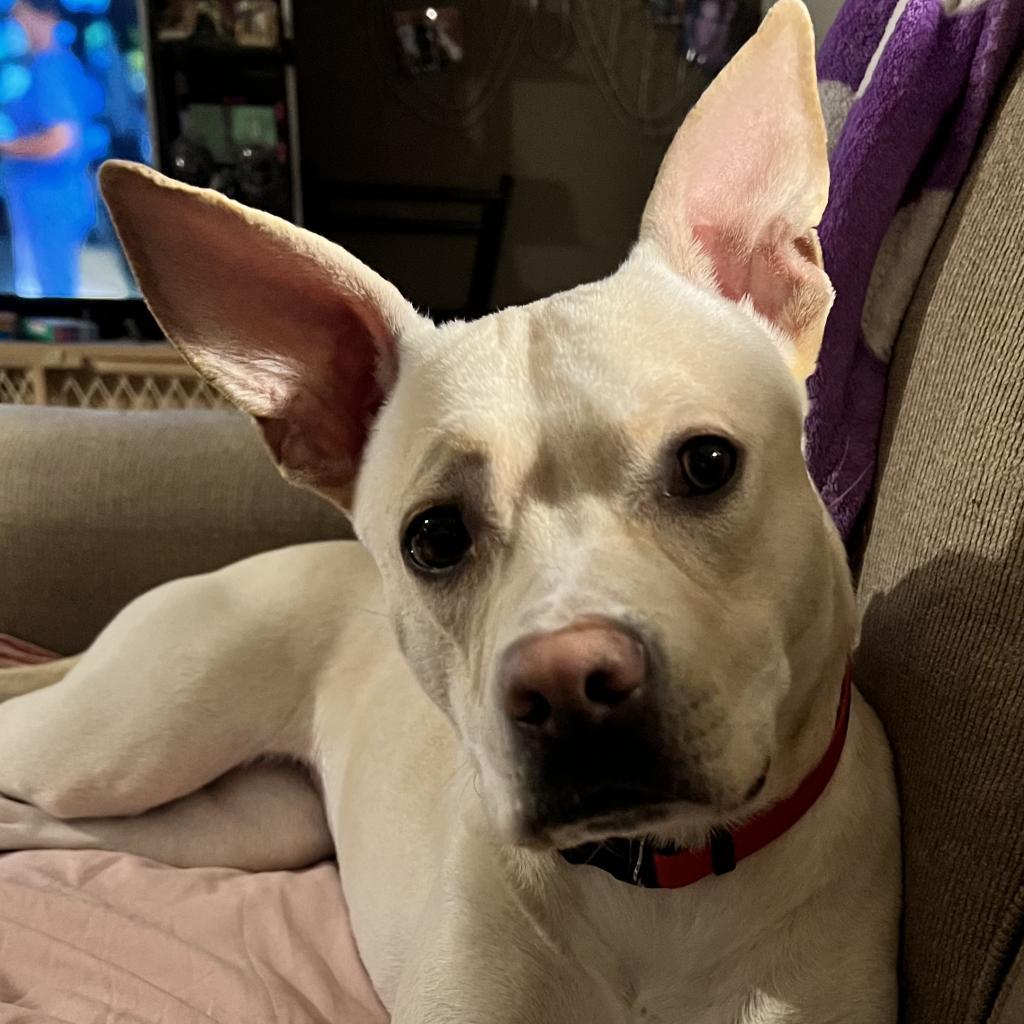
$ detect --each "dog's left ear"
[640,0,831,379]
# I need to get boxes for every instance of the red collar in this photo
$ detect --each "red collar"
[560,664,853,889]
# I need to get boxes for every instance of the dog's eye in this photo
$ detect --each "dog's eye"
[676,436,737,496]
[403,505,473,574]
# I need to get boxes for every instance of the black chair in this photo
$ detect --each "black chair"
[305,175,514,321]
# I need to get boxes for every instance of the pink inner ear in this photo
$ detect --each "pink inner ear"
[256,363,385,492]
[254,292,395,491]
[692,223,823,338]
[328,323,388,467]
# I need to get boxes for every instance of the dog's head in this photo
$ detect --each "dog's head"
[102,0,854,850]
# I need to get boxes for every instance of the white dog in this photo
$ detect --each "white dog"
[0,2,900,1020]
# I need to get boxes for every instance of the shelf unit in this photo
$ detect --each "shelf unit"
[143,0,302,223]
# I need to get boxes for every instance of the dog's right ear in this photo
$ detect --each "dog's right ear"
[100,161,425,504]
[639,0,831,380]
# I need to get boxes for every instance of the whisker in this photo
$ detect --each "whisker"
[828,460,872,513]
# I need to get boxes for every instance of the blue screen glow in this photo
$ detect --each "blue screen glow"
[0,0,150,298]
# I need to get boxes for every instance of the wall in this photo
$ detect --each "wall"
[292,2,757,312]
[762,0,843,40]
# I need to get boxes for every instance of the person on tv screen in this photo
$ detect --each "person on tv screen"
[0,0,93,297]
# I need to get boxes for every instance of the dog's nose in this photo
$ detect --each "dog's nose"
[502,619,647,738]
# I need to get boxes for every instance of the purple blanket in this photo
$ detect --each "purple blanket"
[807,0,1023,540]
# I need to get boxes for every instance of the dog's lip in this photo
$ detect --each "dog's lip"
[514,780,693,843]
[557,803,676,846]
[517,798,698,851]
[516,764,774,850]
[742,766,769,802]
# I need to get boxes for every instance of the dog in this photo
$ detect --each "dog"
[0,2,900,1019]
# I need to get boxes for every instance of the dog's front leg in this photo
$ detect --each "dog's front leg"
[0,657,79,701]
[389,836,603,1024]
[0,761,332,869]
[391,907,600,1024]
[0,564,314,820]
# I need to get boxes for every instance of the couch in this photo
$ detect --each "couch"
[1,59,1021,1024]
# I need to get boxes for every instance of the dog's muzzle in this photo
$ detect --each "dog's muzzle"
[499,617,710,841]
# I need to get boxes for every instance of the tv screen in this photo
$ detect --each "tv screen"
[0,0,151,299]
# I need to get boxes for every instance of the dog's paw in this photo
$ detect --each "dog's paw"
[0,794,96,852]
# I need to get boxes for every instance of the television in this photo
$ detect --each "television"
[0,0,151,301]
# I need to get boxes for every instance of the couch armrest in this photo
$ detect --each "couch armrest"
[0,406,352,654]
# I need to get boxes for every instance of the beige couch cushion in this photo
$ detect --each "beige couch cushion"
[0,406,352,654]
[856,59,1024,1024]
[991,952,1024,1024]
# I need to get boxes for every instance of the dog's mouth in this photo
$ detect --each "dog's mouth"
[515,786,709,850]
[494,690,774,850]
[543,801,680,851]
[514,764,771,851]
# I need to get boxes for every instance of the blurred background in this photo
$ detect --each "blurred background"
[0,0,842,327]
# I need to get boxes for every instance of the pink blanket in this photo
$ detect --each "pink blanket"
[0,850,386,1022]
[0,637,387,1023]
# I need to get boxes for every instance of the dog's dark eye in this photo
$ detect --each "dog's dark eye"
[676,436,737,496]
[403,505,472,574]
